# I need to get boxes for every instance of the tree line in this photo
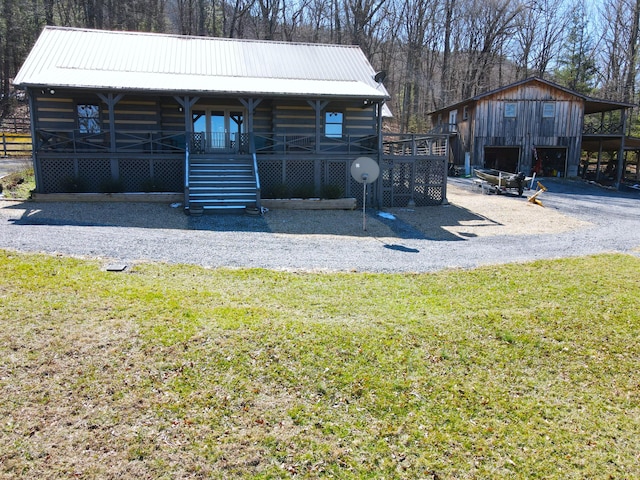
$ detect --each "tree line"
[1,0,639,132]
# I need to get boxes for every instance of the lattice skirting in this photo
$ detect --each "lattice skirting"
[37,156,184,193]
[258,156,446,207]
[36,155,446,207]
[257,157,368,206]
[380,157,447,207]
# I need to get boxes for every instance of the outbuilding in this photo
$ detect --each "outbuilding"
[429,77,636,187]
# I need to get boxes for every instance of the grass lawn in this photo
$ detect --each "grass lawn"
[0,251,638,478]
[0,168,34,200]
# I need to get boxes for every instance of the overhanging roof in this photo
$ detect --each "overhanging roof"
[14,26,391,101]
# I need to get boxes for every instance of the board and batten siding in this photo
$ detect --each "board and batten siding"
[472,84,584,175]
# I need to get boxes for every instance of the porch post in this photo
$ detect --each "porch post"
[307,100,329,195]
[239,98,263,153]
[97,93,124,181]
[175,95,200,209]
[376,101,384,208]
[27,88,43,193]
[596,140,603,182]
[615,108,627,189]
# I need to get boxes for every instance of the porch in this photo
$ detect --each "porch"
[32,129,449,211]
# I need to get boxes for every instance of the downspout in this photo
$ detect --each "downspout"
[376,100,384,208]
[184,100,191,211]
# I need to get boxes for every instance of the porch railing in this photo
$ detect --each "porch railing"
[34,129,381,156]
[582,121,624,135]
[34,129,450,160]
[252,133,378,155]
[35,129,188,154]
[382,133,449,157]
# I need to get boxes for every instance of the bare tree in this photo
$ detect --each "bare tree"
[341,0,387,57]
[457,0,525,97]
[513,0,567,79]
[397,0,441,131]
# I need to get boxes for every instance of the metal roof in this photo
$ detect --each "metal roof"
[14,26,390,100]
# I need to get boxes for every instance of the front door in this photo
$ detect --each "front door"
[192,109,245,152]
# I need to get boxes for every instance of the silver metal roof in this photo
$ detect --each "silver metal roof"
[14,26,390,100]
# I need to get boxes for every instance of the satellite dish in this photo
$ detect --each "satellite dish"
[350,157,380,231]
[374,71,387,84]
[351,156,380,184]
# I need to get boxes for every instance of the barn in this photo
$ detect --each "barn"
[14,26,449,212]
[429,77,636,187]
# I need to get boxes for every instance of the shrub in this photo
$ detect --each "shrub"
[141,178,165,192]
[290,184,316,199]
[264,183,289,199]
[99,178,124,193]
[61,176,88,193]
[320,184,343,199]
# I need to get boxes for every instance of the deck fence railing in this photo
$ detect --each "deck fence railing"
[382,133,449,157]
[582,121,624,135]
[34,129,384,156]
[1,132,32,156]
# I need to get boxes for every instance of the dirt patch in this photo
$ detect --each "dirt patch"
[386,182,591,240]
[262,182,591,240]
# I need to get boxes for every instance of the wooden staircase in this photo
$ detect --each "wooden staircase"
[187,156,259,214]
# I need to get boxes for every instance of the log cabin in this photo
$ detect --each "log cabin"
[14,26,449,211]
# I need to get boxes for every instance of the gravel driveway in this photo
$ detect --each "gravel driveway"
[0,177,638,273]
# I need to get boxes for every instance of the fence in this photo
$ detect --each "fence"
[0,117,31,133]
[1,133,32,157]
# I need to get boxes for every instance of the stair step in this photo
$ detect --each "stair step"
[189,173,254,180]
[188,156,258,212]
[190,170,252,174]
[188,189,255,194]
[189,192,256,200]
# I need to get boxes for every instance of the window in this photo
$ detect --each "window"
[542,102,555,118]
[77,104,101,133]
[504,102,517,118]
[325,112,343,138]
[449,110,457,132]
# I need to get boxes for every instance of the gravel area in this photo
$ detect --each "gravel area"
[0,177,638,273]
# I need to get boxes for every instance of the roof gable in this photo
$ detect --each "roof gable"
[14,27,390,100]
[430,77,633,116]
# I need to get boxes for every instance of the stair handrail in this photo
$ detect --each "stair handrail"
[184,140,190,210]
[252,152,261,210]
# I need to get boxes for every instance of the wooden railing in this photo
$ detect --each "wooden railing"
[382,133,449,157]
[583,122,624,135]
[35,130,187,154]
[0,117,30,133]
[1,132,32,156]
[252,133,378,155]
[33,129,448,158]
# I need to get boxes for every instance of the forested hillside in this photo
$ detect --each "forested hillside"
[1,0,638,132]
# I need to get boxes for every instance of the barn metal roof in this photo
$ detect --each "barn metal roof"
[14,26,390,101]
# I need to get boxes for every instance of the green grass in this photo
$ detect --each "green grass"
[0,168,35,199]
[0,251,639,478]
